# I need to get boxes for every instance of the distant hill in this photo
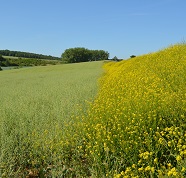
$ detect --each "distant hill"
[0,49,60,60]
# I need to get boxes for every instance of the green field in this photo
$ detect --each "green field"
[0,44,186,177]
[3,55,60,61]
[3,56,20,59]
[0,61,104,177]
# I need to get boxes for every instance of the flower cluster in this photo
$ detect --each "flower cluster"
[82,44,186,177]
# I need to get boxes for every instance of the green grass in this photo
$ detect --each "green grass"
[2,55,20,59]
[0,61,103,177]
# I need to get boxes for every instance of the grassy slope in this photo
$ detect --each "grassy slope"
[80,44,186,177]
[0,61,103,177]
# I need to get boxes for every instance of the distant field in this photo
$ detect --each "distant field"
[1,66,31,70]
[3,55,60,61]
[3,55,20,59]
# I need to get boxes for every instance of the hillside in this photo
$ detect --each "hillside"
[80,44,186,177]
[0,49,60,60]
[0,54,62,68]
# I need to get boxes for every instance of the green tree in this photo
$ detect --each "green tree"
[61,47,90,63]
[112,56,118,61]
[0,55,6,66]
[61,48,109,63]
[0,54,4,61]
[130,55,136,58]
[0,50,60,60]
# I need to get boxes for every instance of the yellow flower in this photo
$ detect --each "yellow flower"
[176,155,182,162]
[181,167,185,172]
[168,167,178,176]
[151,167,155,173]
[114,174,121,178]
[154,158,158,163]
[138,167,143,171]
[145,166,151,171]
[167,170,172,176]
[125,167,131,174]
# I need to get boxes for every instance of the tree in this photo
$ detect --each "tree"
[0,54,4,61]
[112,56,118,61]
[61,48,86,63]
[0,55,5,66]
[61,47,109,63]
[90,50,109,61]
[130,55,136,58]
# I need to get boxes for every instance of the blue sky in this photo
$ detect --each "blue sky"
[0,0,186,59]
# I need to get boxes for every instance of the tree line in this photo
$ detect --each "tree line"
[61,47,109,63]
[0,47,110,68]
[0,55,61,68]
[0,49,60,60]
[0,55,4,70]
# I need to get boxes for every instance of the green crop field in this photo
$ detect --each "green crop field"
[3,56,20,59]
[0,61,104,177]
[0,44,186,178]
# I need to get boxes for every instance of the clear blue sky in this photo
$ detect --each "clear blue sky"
[0,0,186,59]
